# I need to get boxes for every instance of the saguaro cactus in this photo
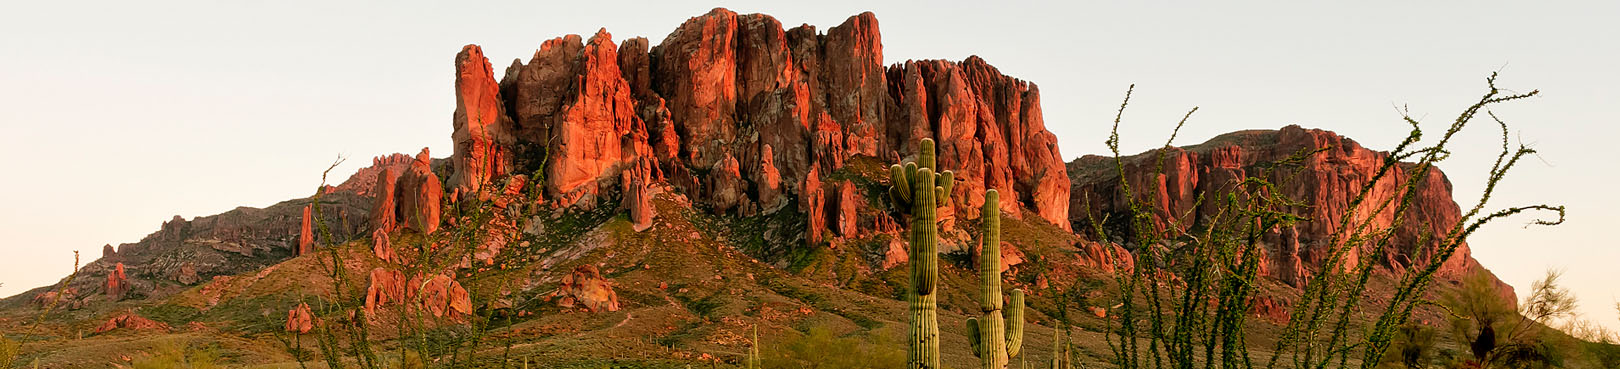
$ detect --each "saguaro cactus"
[966,189,1025,369]
[890,138,953,369]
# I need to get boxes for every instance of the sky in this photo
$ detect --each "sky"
[2,1,1616,332]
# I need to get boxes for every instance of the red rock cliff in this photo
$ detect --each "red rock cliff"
[1067,125,1511,296]
[443,8,1070,231]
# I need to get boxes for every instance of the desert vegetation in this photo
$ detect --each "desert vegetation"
[2,8,1616,368]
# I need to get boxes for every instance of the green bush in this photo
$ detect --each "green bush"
[131,340,218,369]
[760,326,904,369]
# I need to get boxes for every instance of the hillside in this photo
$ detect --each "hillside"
[0,8,1537,369]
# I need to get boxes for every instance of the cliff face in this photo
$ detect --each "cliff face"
[448,8,1072,236]
[1067,125,1512,297]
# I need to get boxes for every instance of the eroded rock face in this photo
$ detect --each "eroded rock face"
[554,265,620,312]
[364,268,406,314]
[371,229,395,263]
[449,45,514,195]
[396,148,443,234]
[438,8,1071,238]
[370,167,398,234]
[622,158,658,232]
[285,302,315,334]
[334,153,413,196]
[93,311,169,334]
[1068,125,1503,294]
[834,180,859,237]
[31,288,78,309]
[105,263,129,300]
[297,205,314,256]
[420,274,473,319]
[801,167,826,246]
[1250,296,1289,325]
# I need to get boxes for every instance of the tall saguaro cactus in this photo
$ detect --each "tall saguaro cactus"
[890,138,953,369]
[966,189,1025,369]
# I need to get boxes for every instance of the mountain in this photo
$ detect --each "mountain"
[0,8,1513,368]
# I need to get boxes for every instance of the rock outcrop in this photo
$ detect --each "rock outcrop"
[438,8,1070,241]
[285,302,315,334]
[93,311,169,334]
[621,158,658,231]
[396,148,443,234]
[297,204,314,255]
[334,153,414,196]
[105,263,128,300]
[1068,125,1507,295]
[420,274,474,319]
[364,268,407,314]
[553,265,621,312]
[449,45,514,195]
[370,167,398,234]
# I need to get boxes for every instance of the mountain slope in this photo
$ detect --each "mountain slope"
[0,8,1531,368]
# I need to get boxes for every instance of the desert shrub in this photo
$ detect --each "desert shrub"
[131,340,219,369]
[0,335,19,368]
[1097,73,1563,369]
[760,325,905,369]
[1443,270,1586,368]
[1378,324,1437,369]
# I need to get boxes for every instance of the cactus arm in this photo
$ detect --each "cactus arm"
[1051,323,1061,369]
[966,317,983,358]
[937,170,954,206]
[1006,289,1025,358]
[891,164,911,205]
[920,138,937,170]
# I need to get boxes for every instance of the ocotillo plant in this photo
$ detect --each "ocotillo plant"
[890,138,953,369]
[966,189,1025,369]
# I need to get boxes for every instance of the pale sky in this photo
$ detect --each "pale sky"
[2,1,1615,332]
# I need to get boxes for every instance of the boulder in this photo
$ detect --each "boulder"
[363,268,406,314]
[554,265,621,312]
[420,274,473,318]
[285,302,315,334]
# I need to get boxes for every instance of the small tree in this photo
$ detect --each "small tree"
[1445,269,1579,368]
